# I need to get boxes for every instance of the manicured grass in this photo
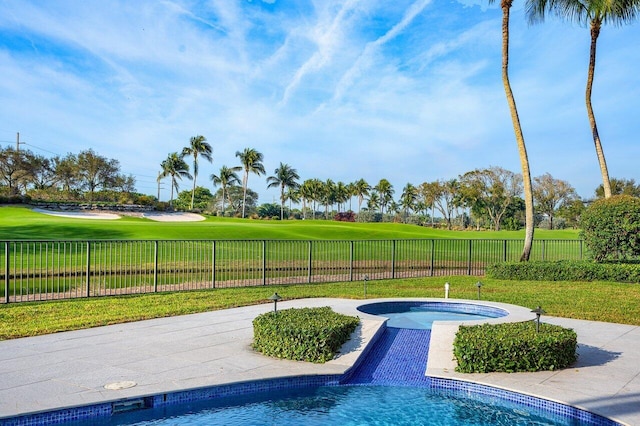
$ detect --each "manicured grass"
[1,276,638,340]
[0,205,580,240]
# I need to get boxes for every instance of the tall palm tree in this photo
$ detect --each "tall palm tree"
[526,0,640,199]
[158,152,192,208]
[489,0,535,261]
[374,179,394,215]
[235,148,265,218]
[210,165,242,215]
[401,183,418,221]
[266,162,300,220]
[352,178,371,215]
[182,135,213,210]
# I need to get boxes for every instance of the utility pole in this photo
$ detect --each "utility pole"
[16,132,25,152]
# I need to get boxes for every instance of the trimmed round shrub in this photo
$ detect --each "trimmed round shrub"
[580,195,640,262]
[253,307,359,363]
[453,321,577,373]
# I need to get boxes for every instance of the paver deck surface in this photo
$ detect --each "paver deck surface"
[0,298,638,425]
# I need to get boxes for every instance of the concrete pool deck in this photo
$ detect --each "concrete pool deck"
[0,298,639,425]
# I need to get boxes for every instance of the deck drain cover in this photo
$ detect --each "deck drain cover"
[104,381,137,390]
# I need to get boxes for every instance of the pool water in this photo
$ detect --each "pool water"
[97,386,569,426]
[357,301,507,329]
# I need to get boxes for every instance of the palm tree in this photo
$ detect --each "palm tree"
[352,178,371,215]
[490,0,535,261]
[266,162,300,220]
[235,148,266,218]
[401,183,418,221]
[526,0,640,199]
[158,152,192,208]
[299,178,322,219]
[182,135,213,210]
[211,165,242,215]
[374,179,394,215]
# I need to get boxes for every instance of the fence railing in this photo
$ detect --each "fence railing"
[1,239,584,303]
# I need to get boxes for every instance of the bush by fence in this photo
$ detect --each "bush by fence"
[486,260,640,283]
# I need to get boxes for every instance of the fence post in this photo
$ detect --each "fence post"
[262,240,267,286]
[430,239,435,277]
[308,240,312,283]
[86,241,91,297]
[580,240,583,260]
[4,241,9,303]
[391,240,396,279]
[350,241,354,282]
[153,241,159,292]
[541,240,546,261]
[211,241,216,289]
[467,239,472,275]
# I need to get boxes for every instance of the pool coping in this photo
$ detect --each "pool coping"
[1,298,638,425]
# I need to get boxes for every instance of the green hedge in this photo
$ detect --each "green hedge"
[252,307,360,363]
[453,321,577,373]
[486,260,640,283]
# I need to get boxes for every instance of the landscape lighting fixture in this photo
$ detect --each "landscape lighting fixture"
[269,293,282,314]
[476,281,483,300]
[531,306,546,332]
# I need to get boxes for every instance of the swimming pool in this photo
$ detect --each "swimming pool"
[84,385,588,425]
[0,300,620,426]
[357,300,508,329]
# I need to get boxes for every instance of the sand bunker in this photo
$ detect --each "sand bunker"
[33,208,206,222]
[142,212,206,222]
[33,208,121,220]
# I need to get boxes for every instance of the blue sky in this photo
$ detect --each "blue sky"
[0,0,638,203]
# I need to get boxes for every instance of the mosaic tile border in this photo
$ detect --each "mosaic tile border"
[429,377,622,426]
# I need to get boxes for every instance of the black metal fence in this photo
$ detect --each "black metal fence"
[1,239,584,303]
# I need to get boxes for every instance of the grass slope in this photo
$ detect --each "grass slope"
[0,206,580,241]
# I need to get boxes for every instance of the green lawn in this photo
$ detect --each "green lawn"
[1,275,638,340]
[0,206,581,241]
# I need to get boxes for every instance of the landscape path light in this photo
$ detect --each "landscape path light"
[476,281,483,300]
[363,275,369,297]
[531,306,546,332]
[269,293,282,314]
[444,282,450,299]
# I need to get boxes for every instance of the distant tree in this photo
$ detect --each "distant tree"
[321,179,336,219]
[236,148,265,218]
[418,181,440,226]
[257,203,281,219]
[174,186,213,211]
[182,135,213,210]
[533,173,578,230]
[459,167,522,231]
[0,147,30,195]
[374,179,394,214]
[366,192,380,212]
[211,165,242,214]
[432,179,460,230]
[352,178,371,215]
[159,152,192,208]
[75,149,122,201]
[266,162,300,220]
[400,183,418,221]
[557,199,586,228]
[595,178,640,198]
[27,153,57,190]
[53,153,79,192]
[225,186,258,216]
[299,178,322,219]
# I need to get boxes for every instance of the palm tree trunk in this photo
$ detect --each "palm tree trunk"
[501,0,534,261]
[587,19,612,198]
[190,173,196,210]
[241,173,248,218]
